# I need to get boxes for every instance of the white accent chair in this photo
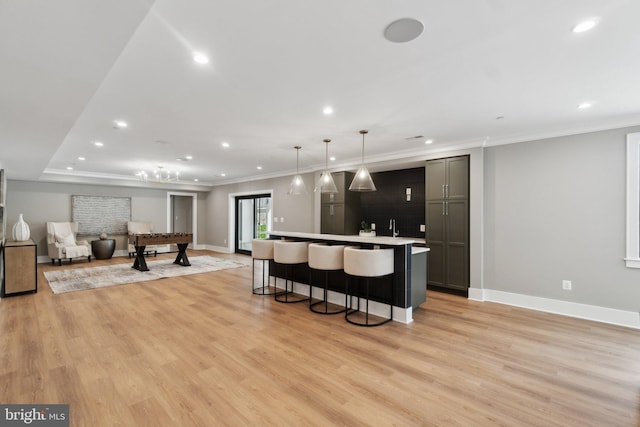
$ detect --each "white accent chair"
[127,221,158,258]
[46,222,92,266]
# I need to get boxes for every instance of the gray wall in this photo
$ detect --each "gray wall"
[7,125,640,315]
[484,125,640,312]
[5,180,206,256]
[205,172,314,249]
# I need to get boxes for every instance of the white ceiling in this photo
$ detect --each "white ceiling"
[2,0,640,190]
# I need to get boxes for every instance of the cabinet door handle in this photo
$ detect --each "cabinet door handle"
[330,205,334,215]
[442,184,445,198]
[445,184,449,199]
[445,201,449,216]
[442,202,445,216]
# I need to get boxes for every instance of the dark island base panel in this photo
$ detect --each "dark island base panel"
[269,231,413,323]
[269,258,402,308]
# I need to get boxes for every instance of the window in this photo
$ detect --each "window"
[625,132,640,268]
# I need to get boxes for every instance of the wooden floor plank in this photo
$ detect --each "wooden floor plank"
[0,249,638,426]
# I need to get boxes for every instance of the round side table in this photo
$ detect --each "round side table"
[91,239,116,260]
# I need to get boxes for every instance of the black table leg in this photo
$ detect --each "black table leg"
[174,243,191,266]
[132,245,149,271]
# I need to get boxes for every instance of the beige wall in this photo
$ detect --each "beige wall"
[484,125,640,312]
[205,172,315,249]
[5,180,207,256]
[7,124,640,316]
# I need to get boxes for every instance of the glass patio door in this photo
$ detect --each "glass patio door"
[235,194,271,255]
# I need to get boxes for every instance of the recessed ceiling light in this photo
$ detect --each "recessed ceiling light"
[330,156,336,161]
[185,155,193,160]
[93,141,104,147]
[193,52,209,64]
[221,173,226,177]
[194,178,199,182]
[424,139,433,145]
[66,166,73,170]
[221,142,230,148]
[113,120,128,129]
[257,166,263,170]
[578,102,593,109]
[384,18,424,43]
[77,156,86,161]
[323,106,334,115]
[572,18,599,33]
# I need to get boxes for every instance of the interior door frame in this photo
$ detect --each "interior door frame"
[228,189,273,254]
[166,191,198,248]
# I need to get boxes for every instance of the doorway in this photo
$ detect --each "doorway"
[167,192,197,250]
[235,194,271,255]
[171,195,193,234]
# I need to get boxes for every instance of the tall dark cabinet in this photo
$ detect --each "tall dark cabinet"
[425,156,469,292]
[321,172,361,235]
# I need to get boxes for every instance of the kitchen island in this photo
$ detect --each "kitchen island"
[268,231,429,323]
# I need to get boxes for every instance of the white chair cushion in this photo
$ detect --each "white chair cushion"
[308,243,345,271]
[55,233,76,247]
[63,245,89,258]
[252,239,275,260]
[274,241,309,264]
[344,247,395,277]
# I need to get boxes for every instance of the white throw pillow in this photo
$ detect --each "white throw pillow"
[55,233,77,247]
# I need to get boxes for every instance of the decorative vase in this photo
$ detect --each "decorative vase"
[12,213,30,241]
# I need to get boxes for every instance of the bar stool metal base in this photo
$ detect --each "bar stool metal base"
[345,274,393,327]
[274,263,309,303]
[309,269,346,315]
[252,258,276,296]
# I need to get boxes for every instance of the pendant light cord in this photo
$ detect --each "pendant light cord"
[359,130,368,165]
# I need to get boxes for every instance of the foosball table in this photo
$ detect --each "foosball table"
[129,232,193,271]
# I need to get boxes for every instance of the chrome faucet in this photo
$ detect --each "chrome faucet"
[389,218,399,237]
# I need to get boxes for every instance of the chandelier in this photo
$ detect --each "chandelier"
[136,166,180,183]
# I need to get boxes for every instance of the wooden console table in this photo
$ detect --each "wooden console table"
[2,239,37,296]
[129,233,193,272]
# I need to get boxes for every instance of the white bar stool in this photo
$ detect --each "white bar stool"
[308,243,347,314]
[274,241,310,303]
[343,247,395,326]
[251,239,276,295]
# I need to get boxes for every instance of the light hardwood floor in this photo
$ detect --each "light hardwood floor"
[1,249,639,426]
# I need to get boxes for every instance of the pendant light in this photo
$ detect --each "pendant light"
[349,130,377,191]
[288,145,307,195]
[318,139,338,193]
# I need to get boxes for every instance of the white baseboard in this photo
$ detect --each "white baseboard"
[201,244,231,253]
[468,288,640,329]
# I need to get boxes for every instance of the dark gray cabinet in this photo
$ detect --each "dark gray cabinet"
[321,172,361,235]
[425,156,469,292]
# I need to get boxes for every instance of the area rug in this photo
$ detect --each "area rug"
[44,256,248,294]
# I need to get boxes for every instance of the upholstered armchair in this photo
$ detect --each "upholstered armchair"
[46,222,92,265]
[128,221,158,258]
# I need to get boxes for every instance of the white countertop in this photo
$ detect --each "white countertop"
[269,230,429,248]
